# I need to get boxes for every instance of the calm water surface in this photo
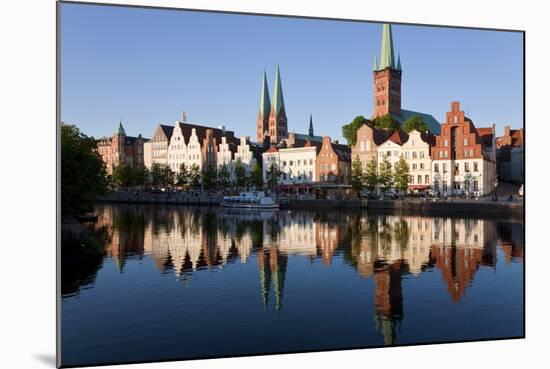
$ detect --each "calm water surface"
[61,204,524,366]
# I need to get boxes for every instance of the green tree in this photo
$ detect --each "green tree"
[217,164,231,189]
[364,158,379,192]
[176,163,190,187]
[160,164,175,187]
[61,124,109,214]
[350,156,365,197]
[112,164,135,188]
[265,162,281,191]
[249,162,264,189]
[402,115,429,134]
[234,159,248,189]
[189,164,201,188]
[151,163,162,186]
[342,115,374,146]
[202,164,218,191]
[378,156,394,192]
[133,165,149,186]
[373,114,401,132]
[393,157,410,195]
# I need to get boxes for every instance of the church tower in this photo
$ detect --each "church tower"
[268,65,288,144]
[308,114,314,137]
[373,24,402,118]
[256,71,271,144]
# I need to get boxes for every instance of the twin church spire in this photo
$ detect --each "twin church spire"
[256,65,288,144]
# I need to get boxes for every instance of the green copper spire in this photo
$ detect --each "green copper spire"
[116,120,126,135]
[308,114,314,137]
[259,70,271,120]
[272,65,285,114]
[373,55,379,71]
[379,23,396,70]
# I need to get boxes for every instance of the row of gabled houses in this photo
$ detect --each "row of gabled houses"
[96,22,523,195]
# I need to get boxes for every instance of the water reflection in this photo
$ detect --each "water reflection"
[65,204,523,346]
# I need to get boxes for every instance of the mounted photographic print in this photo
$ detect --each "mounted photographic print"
[58,1,525,367]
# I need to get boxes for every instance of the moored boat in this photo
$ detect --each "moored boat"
[220,191,279,210]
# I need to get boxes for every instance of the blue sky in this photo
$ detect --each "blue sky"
[60,3,524,142]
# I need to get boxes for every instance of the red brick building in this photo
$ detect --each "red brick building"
[97,122,147,175]
[316,136,351,183]
[431,101,496,195]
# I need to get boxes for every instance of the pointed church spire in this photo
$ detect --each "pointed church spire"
[116,120,126,135]
[259,70,271,120]
[272,65,285,114]
[308,114,314,137]
[373,55,379,71]
[379,23,396,70]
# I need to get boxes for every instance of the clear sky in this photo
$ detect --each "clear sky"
[60,2,524,142]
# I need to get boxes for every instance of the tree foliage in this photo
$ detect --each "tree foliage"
[373,114,401,132]
[265,162,281,191]
[217,164,231,189]
[112,164,135,188]
[378,156,394,192]
[393,157,410,194]
[342,115,373,147]
[61,124,109,214]
[249,162,264,189]
[234,159,248,189]
[350,156,364,195]
[133,166,150,186]
[364,158,379,192]
[189,164,201,188]
[402,115,429,134]
[176,163,190,187]
[202,164,218,191]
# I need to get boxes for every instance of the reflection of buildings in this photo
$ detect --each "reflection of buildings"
[373,260,404,345]
[263,213,317,256]
[258,247,288,310]
[431,218,496,301]
[496,222,524,264]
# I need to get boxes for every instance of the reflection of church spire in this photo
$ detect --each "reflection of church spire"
[258,249,272,309]
[257,247,288,311]
[373,261,404,345]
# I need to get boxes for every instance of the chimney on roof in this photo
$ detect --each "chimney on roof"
[182,111,188,122]
[504,125,511,137]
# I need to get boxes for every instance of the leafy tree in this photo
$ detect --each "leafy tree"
[265,162,281,191]
[373,114,401,132]
[378,156,394,192]
[189,164,201,188]
[133,165,150,186]
[234,159,248,189]
[61,124,109,214]
[402,115,429,134]
[393,157,410,194]
[160,164,175,187]
[217,164,231,189]
[364,158,379,192]
[176,163,190,187]
[151,163,162,186]
[112,164,135,188]
[350,156,365,196]
[342,115,374,147]
[202,164,218,191]
[249,162,264,189]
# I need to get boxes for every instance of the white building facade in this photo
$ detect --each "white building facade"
[262,146,317,185]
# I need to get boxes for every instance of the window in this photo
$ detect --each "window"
[474,162,479,172]
[289,160,293,166]
[366,141,371,151]
[298,160,301,165]
[410,175,414,184]
[420,163,425,170]
[444,139,448,147]
[443,163,447,173]
[425,175,429,184]
[434,180,439,191]
[417,175,422,184]
[412,163,417,170]
[393,151,399,157]
[434,163,439,173]
[443,180,448,191]
[309,159,313,165]
[387,151,391,157]
[464,138,469,146]
[412,152,417,159]
[473,180,479,191]
[420,151,424,159]
[360,141,365,151]
[404,152,409,159]
[465,162,470,172]
[454,115,458,124]
[439,151,444,158]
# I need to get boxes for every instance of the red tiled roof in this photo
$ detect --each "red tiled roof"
[387,130,408,145]
[476,127,494,148]
[266,146,279,153]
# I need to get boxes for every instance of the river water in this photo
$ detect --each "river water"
[61,204,524,367]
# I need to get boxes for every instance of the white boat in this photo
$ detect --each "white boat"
[220,191,279,210]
